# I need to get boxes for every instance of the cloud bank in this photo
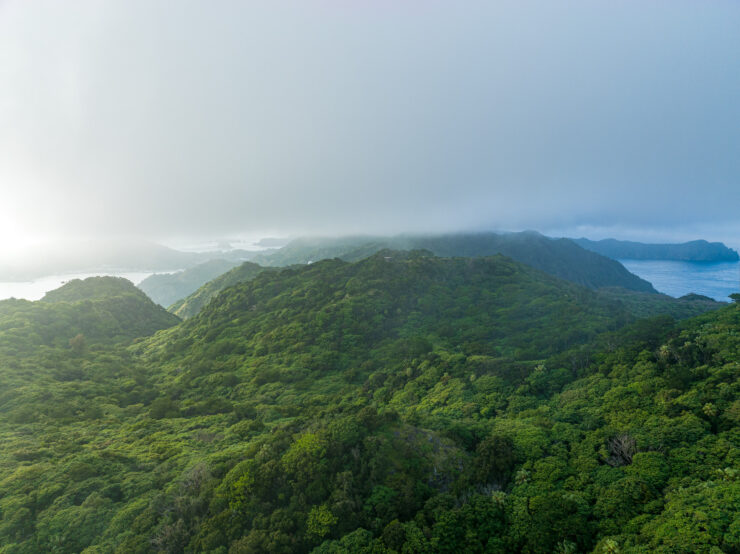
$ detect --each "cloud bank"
[1,0,739,248]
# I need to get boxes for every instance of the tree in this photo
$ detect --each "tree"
[69,333,86,355]
[307,505,338,540]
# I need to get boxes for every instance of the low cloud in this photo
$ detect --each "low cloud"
[1,0,739,250]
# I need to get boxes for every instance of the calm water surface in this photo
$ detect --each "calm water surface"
[619,260,740,302]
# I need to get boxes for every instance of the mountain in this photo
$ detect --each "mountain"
[253,232,657,293]
[0,253,735,553]
[158,250,635,362]
[137,259,242,307]
[0,276,179,352]
[169,254,722,323]
[573,238,740,262]
[168,261,271,319]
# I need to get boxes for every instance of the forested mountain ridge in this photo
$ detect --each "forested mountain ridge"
[0,256,736,553]
[138,259,242,308]
[253,232,657,293]
[160,257,722,323]
[127,233,657,315]
[41,276,148,304]
[0,277,179,351]
[148,250,634,366]
[573,238,740,262]
[167,261,271,319]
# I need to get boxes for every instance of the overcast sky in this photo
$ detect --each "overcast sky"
[1,0,739,253]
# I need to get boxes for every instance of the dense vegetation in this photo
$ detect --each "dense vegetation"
[0,277,179,352]
[573,238,739,262]
[166,261,721,323]
[594,289,724,320]
[0,254,736,553]
[168,262,271,319]
[138,260,242,308]
[254,232,657,293]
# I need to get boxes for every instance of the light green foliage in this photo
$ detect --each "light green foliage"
[307,505,338,539]
[0,254,736,553]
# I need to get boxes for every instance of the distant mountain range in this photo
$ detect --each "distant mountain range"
[572,238,739,262]
[0,238,264,281]
[142,232,657,318]
[252,232,657,293]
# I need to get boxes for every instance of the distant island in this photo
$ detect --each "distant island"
[572,238,739,262]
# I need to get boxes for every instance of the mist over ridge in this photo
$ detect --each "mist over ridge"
[1,0,740,251]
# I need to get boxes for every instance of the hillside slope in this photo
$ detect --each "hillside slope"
[155,250,633,363]
[254,232,657,293]
[137,259,241,307]
[0,255,736,553]
[595,288,725,320]
[0,276,180,352]
[168,261,271,319]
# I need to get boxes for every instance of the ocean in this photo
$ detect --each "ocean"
[619,259,740,302]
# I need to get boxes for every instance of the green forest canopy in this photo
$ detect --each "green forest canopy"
[0,253,736,553]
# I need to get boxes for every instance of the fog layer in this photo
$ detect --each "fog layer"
[1,0,739,248]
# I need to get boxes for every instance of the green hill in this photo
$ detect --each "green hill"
[0,255,736,553]
[254,232,657,293]
[595,287,725,320]
[0,276,180,352]
[40,275,143,303]
[137,259,242,307]
[168,261,271,319]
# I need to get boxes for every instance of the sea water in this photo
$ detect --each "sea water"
[619,259,740,302]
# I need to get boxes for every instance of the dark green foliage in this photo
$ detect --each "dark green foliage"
[0,254,737,553]
[254,231,657,292]
[596,287,725,319]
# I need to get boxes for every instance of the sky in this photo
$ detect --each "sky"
[1,0,740,256]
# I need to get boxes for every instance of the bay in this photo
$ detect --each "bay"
[619,259,740,302]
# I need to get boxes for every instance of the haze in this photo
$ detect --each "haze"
[2,0,740,256]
